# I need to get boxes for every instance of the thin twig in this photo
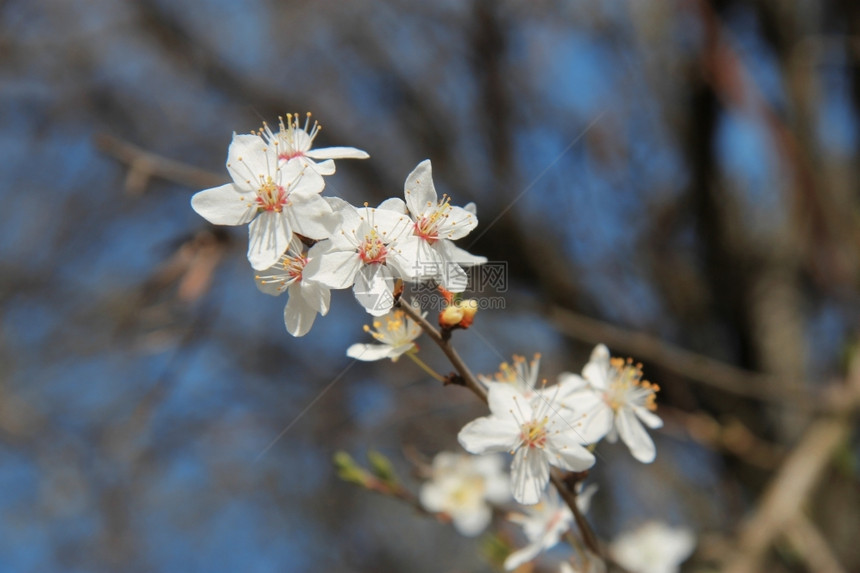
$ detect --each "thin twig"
[397,300,487,404]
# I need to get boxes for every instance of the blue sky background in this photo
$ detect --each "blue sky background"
[1,1,858,571]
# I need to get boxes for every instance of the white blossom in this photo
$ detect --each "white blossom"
[558,344,662,463]
[260,112,368,175]
[505,485,599,571]
[254,235,330,337]
[458,384,595,505]
[419,452,510,537]
[382,160,486,292]
[304,199,416,316]
[478,353,543,400]
[610,522,695,573]
[191,133,332,270]
[346,303,424,362]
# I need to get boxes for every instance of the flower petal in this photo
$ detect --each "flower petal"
[403,159,437,216]
[634,406,663,429]
[191,184,257,226]
[346,343,396,361]
[298,280,330,315]
[488,383,533,422]
[304,246,360,290]
[354,264,397,316]
[435,205,478,241]
[512,448,550,505]
[458,416,520,454]
[583,344,611,389]
[289,192,334,240]
[283,287,318,337]
[248,211,292,271]
[226,133,271,190]
[545,432,596,472]
[452,504,491,537]
[616,407,657,463]
[305,146,369,160]
[442,241,488,266]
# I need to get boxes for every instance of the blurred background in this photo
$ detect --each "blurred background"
[1,0,859,571]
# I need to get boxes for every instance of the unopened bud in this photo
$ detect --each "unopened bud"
[457,299,478,328]
[439,305,465,327]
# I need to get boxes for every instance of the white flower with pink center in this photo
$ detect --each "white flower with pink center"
[457,384,595,505]
[254,235,331,337]
[382,160,486,292]
[304,199,416,316]
[260,112,368,176]
[557,344,662,463]
[190,133,333,270]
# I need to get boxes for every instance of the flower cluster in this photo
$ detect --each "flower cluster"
[191,115,684,573]
[191,116,485,334]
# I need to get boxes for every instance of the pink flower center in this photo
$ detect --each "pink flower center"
[520,418,549,449]
[256,177,288,212]
[279,150,305,161]
[359,230,388,264]
[284,255,307,282]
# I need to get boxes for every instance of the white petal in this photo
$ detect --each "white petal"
[418,482,446,512]
[285,162,326,196]
[545,432,596,472]
[438,260,468,293]
[377,197,408,214]
[394,235,441,281]
[512,448,550,505]
[457,417,520,454]
[435,205,478,241]
[298,280,330,315]
[248,212,291,271]
[283,288,318,337]
[354,264,396,316]
[300,157,335,176]
[616,408,656,463]
[488,383,533,422]
[503,540,543,571]
[305,146,369,160]
[634,406,663,429]
[443,241,488,266]
[191,184,257,226]
[304,247,360,289]
[403,159,437,216]
[346,343,396,361]
[583,345,611,389]
[289,192,334,240]
[452,505,491,537]
[226,133,272,190]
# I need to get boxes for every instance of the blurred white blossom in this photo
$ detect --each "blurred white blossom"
[419,452,510,537]
[610,522,695,573]
[558,344,662,462]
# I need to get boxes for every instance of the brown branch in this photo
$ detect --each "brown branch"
[397,300,487,404]
[95,133,225,193]
[549,305,815,405]
[782,514,848,573]
[721,354,860,573]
